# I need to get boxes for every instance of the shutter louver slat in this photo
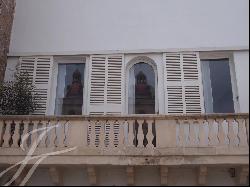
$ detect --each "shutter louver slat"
[165,53,182,82]
[19,56,53,115]
[167,86,184,114]
[164,52,204,114]
[183,53,199,81]
[107,56,122,105]
[90,56,106,105]
[88,55,124,115]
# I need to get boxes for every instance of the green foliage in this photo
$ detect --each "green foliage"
[0,71,39,115]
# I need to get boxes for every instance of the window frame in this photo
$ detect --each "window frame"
[199,51,240,113]
[125,56,159,114]
[48,56,89,115]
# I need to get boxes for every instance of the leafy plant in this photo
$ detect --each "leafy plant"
[0,71,40,115]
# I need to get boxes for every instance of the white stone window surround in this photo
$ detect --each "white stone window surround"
[124,54,165,115]
[48,56,89,115]
[199,51,240,113]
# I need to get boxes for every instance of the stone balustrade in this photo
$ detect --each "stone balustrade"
[0,114,248,152]
[0,114,249,185]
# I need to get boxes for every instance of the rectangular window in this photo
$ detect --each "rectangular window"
[201,59,235,113]
[55,63,85,115]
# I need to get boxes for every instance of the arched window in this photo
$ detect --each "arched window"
[128,62,156,114]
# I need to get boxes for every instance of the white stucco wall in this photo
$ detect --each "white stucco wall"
[9,0,249,55]
[233,51,249,113]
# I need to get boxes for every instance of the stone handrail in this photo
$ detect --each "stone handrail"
[0,113,248,120]
[0,113,249,151]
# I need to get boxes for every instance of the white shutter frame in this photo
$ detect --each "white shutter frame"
[164,52,204,114]
[19,56,53,115]
[88,54,124,115]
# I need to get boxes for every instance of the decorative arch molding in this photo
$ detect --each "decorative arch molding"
[126,56,158,74]
[125,56,159,114]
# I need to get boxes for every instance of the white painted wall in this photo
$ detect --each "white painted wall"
[233,51,249,113]
[9,0,249,55]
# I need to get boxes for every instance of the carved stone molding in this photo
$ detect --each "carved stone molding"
[126,166,135,186]
[239,166,249,185]
[197,166,208,186]
[87,166,97,186]
[160,166,168,186]
[49,167,63,186]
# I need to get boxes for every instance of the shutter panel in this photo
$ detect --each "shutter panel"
[164,52,204,114]
[88,55,124,115]
[19,56,53,115]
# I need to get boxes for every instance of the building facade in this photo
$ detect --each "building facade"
[0,0,15,81]
[0,0,249,186]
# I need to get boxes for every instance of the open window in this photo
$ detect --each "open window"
[54,57,86,115]
[128,62,156,114]
[200,52,239,113]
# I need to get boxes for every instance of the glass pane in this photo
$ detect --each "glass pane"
[129,62,155,114]
[55,64,85,115]
[201,59,235,113]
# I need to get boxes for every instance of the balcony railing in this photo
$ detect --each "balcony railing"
[0,113,249,186]
[0,114,249,165]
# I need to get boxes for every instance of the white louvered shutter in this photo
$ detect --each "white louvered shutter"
[19,56,53,115]
[164,52,204,114]
[88,55,124,115]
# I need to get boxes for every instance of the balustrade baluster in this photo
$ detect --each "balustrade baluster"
[89,120,96,148]
[12,121,20,148]
[127,120,135,147]
[178,120,185,147]
[146,120,154,148]
[37,121,46,148]
[55,121,63,147]
[36,121,42,147]
[208,119,218,146]
[199,119,208,147]
[237,118,248,147]
[45,121,50,147]
[107,121,114,148]
[20,121,29,150]
[99,121,105,148]
[123,120,129,146]
[113,121,120,147]
[94,120,101,147]
[30,121,38,148]
[57,121,65,148]
[18,121,24,147]
[64,121,70,147]
[3,121,11,148]
[227,118,239,146]
[118,120,125,148]
[217,119,227,146]
[49,121,57,148]
[104,120,109,147]
[246,118,249,144]
[137,120,144,148]
[0,121,4,147]
[189,120,197,147]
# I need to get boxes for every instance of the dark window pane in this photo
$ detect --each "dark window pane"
[202,59,235,113]
[55,64,85,115]
[129,62,155,114]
